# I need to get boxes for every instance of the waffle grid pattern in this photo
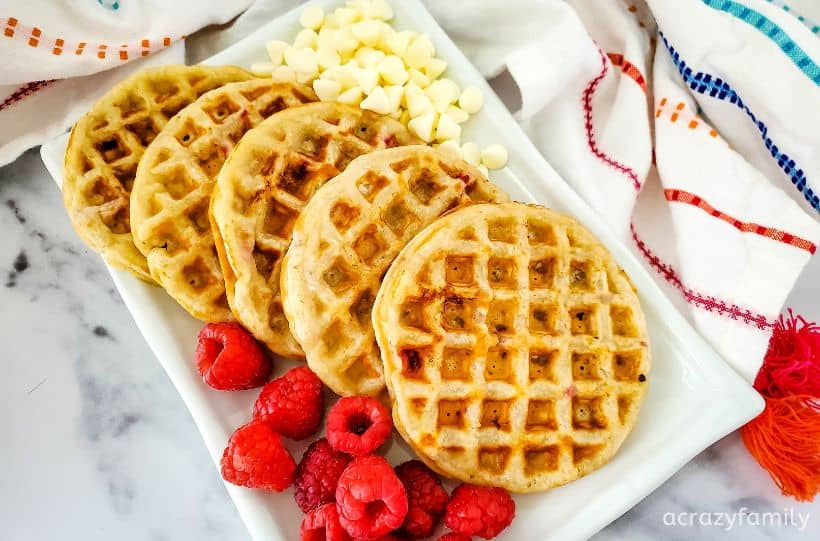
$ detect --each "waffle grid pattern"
[212,103,417,357]
[376,203,650,492]
[283,146,506,396]
[131,79,315,321]
[63,65,253,281]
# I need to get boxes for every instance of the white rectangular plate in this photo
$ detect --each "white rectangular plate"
[41,0,763,539]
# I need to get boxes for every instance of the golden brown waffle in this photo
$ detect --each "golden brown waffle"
[130,79,316,321]
[373,202,651,492]
[211,102,418,357]
[281,146,508,396]
[63,65,254,282]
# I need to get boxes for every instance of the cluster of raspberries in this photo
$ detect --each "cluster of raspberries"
[196,322,515,540]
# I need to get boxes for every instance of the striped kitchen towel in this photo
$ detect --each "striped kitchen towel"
[0,0,252,166]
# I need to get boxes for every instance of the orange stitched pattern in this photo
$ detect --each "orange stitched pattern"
[665,189,816,254]
[2,16,174,60]
[606,52,647,93]
[655,97,724,142]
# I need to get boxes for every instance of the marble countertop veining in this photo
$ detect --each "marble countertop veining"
[1,148,818,540]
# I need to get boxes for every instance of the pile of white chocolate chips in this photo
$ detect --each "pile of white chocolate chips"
[250,0,509,176]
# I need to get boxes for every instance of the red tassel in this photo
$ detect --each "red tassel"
[742,310,820,502]
[753,310,820,398]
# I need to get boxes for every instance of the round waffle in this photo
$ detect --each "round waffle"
[282,146,508,397]
[63,64,254,282]
[130,79,316,321]
[372,202,651,492]
[211,102,418,357]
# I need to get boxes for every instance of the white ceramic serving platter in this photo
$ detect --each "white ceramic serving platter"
[41,0,764,539]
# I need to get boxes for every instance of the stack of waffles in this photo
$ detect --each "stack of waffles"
[63,64,650,493]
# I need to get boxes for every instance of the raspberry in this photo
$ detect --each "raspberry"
[394,460,449,537]
[294,438,352,513]
[301,503,351,541]
[253,366,324,440]
[444,484,515,539]
[336,455,408,539]
[438,534,472,541]
[195,322,271,391]
[220,419,296,491]
[326,396,392,456]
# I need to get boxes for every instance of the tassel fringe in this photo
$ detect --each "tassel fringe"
[742,310,820,502]
[741,395,820,502]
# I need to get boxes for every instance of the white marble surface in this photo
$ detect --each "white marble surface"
[1,146,818,540]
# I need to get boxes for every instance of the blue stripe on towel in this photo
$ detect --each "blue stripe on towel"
[660,32,819,212]
[701,0,819,84]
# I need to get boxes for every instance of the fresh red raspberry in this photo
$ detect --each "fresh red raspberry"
[301,503,351,541]
[326,396,392,456]
[253,366,324,440]
[294,438,352,513]
[196,322,271,391]
[438,534,472,541]
[220,419,296,491]
[444,484,515,539]
[336,455,408,539]
[394,460,449,537]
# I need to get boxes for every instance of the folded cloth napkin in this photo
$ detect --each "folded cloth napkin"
[1,0,818,496]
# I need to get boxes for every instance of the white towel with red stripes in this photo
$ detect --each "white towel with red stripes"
[2,0,819,381]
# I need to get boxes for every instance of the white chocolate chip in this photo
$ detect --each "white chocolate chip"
[284,47,319,74]
[337,86,364,105]
[481,144,509,169]
[300,5,324,30]
[427,79,460,111]
[408,112,437,142]
[333,7,358,27]
[425,58,447,80]
[317,48,341,69]
[383,85,403,113]
[351,20,383,46]
[353,67,379,93]
[382,30,414,56]
[405,34,434,69]
[313,79,342,102]
[370,0,394,20]
[458,85,484,114]
[406,91,434,118]
[294,29,318,50]
[478,164,490,177]
[360,86,392,114]
[353,47,385,68]
[446,105,469,124]
[461,142,481,166]
[436,140,461,158]
[377,55,408,86]
[265,40,288,65]
[407,68,430,88]
[435,113,461,142]
[335,28,360,55]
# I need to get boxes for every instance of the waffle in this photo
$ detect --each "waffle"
[63,65,254,282]
[211,102,418,357]
[281,146,508,396]
[129,79,316,321]
[372,202,651,492]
